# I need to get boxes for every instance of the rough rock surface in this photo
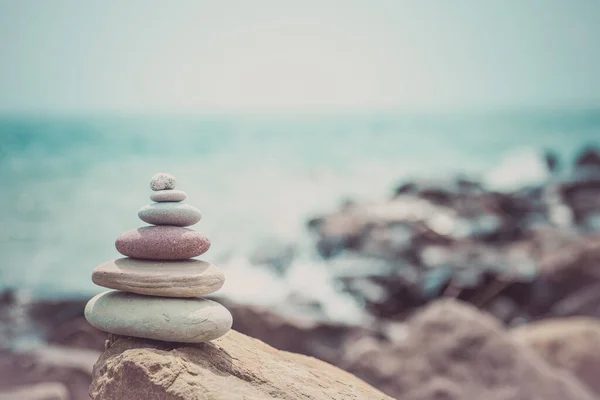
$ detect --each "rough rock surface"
[150,173,177,191]
[340,299,596,400]
[512,317,600,396]
[90,330,393,400]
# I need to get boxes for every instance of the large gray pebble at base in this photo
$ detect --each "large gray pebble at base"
[84,291,232,343]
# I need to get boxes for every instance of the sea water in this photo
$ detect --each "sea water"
[0,110,598,322]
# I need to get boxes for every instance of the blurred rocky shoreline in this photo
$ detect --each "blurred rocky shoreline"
[1,145,600,399]
[307,146,600,325]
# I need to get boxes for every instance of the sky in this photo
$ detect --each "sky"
[1,0,600,113]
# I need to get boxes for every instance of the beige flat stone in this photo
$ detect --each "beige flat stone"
[92,258,225,297]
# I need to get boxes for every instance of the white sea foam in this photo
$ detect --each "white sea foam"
[219,254,365,323]
[483,147,550,191]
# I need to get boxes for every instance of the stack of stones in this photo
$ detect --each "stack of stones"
[84,173,233,343]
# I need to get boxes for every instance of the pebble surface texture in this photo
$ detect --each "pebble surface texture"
[150,173,177,191]
[138,203,202,227]
[90,330,394,400]
[150,189,187,202]
[92,258,225,297]
[115,226,210,260]
[85,291,233,343]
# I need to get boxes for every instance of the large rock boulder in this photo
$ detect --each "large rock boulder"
[512,317,600,396]
[90,330,393,400]
[340,299,596,400]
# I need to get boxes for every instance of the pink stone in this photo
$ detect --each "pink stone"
[115,226,210,260]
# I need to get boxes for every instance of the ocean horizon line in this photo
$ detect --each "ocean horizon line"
[1,103,600,121]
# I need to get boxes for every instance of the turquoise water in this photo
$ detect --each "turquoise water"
[0,111,598,317]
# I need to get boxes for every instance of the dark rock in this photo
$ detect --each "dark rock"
[392,177,485,204]
[307,158,600,324]
[10,295,106,351]
[307,206,369,258]
[557,147,600,230]
[339,273,424,319]
[560,172,600,230]
[28,298,89,337]
[575,146,600,169]
[311,175,541,264]
[48,317,108,351]
[544,149,561,174]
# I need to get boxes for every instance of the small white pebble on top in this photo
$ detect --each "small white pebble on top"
[150,173,177,191]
